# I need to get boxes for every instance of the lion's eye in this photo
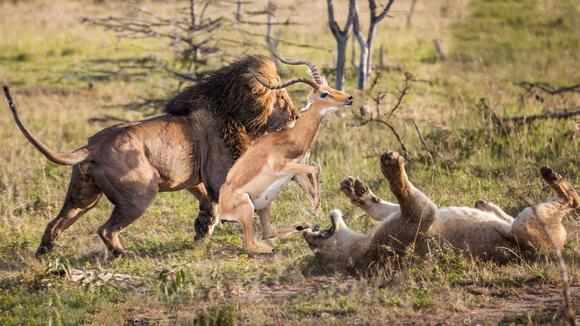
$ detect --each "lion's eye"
[320,92,329,99]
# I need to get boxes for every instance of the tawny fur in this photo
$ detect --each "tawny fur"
[303,151,438,273]
[3,55,300,258]
[333,164,578,266]
[220,78,353,254]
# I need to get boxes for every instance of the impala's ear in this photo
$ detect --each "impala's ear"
[320,76,328,86]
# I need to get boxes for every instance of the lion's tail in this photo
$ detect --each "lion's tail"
[3,83,88,166]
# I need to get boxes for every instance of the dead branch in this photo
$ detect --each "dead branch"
[410,119,434,163]
[496,107,580,126]
[388,72,413,118]
[236,29,331,51]
[515,81,580,95]
[357,118,410,159]
[88,115,130,124]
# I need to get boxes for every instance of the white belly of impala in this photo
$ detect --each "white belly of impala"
[252,174,294,210]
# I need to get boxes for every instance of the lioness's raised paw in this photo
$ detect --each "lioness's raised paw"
[540,165,580,208]
[340,176,378,207]
[380,151,410,197]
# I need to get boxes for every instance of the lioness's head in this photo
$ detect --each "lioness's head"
[301,209,368,270]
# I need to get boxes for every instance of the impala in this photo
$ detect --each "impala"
[219,56,353,254]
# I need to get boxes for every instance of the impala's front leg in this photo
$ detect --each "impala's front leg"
[340,176,401,222]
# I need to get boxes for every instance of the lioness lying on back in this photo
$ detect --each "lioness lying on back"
[302,151,578,273]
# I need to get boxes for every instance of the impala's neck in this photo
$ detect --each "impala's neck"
[285,101,328,153]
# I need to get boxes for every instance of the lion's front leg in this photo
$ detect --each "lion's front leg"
[189,183,220,240]
[194,140,235,240]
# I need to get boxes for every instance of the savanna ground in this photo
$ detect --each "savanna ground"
[0,0,578,324]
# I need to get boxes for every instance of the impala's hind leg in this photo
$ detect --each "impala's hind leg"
[221,192,273,254]
[36,164,102,257]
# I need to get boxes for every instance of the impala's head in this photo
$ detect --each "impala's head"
[254,53,353,116]
[305,77,354,115]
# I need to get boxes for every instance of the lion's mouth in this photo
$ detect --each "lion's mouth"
[300,223,334,239]
[274,119,296,132]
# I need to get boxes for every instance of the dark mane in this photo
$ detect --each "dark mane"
[165,55,298,158]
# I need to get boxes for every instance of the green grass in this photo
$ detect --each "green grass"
[0,0,578,324]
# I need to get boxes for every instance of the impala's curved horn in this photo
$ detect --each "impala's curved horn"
[270,51,322,85]
[250,70,319,90]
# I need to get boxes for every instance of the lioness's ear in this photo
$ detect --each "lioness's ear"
[329,209,346,231]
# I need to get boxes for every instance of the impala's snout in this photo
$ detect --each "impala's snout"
[345,95,354,106]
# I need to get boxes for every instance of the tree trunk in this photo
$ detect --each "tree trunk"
[406,0,418,29]
[357,44,369,90]
[236,0,242,23]
[335,39,348,90]
[190,0,196,29]
[365,24,377,83]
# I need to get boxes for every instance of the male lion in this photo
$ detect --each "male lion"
[3,55,300,258]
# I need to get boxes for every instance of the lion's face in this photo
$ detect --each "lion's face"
[265,87,300,132]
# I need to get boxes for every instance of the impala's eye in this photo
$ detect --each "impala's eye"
[320,92,329,99]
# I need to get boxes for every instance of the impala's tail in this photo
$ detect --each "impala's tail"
[3,83,88,165]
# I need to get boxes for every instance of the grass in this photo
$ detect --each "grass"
[0,0,578,324]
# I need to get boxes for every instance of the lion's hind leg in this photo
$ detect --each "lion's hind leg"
[37,164,103,257]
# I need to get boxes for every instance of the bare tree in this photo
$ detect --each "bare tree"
[235,0,244,22]
[406,0,419,29]
[81,0,223,83]
[326,0,355,90]
[352,0,396,90]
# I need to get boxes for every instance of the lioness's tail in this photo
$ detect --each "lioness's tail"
[3,83,88,165]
